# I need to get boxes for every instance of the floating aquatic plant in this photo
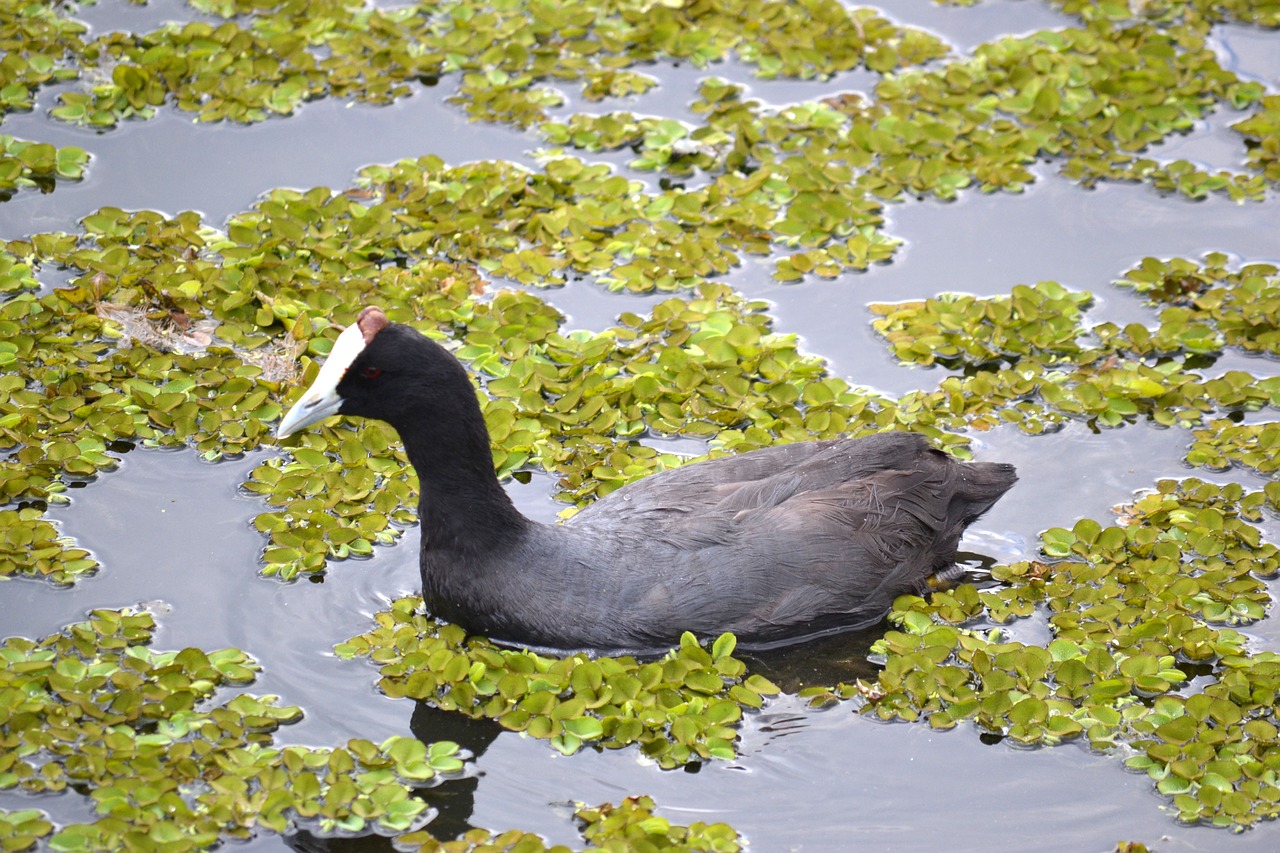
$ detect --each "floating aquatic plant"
[56,0,948,129]
[1114,254,1280,358]
[0,0,84,138]
[856,478,1280,827]
[3,0,1277,235]
[0,808,53,853]
[0,248,39,295]
[1188,420,1280,477]
[400,794,742,853]
[0,135,88,195]
[337,599,779,769]
[870,258,1279,442]
[0,608,466,849]
[871,282,1093,369]
[0,508,98,584]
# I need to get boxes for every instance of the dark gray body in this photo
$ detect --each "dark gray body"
[420,434,1017,651]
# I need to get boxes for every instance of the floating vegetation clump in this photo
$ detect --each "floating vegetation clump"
[0,246,39,294]
[0,278,280,510]
[401,794,742,853]
[1114,254,1280,357]
[871,282,1093,369]
[872,257,1279,442]
[0,809,53,852]
[0,3,88,197]
[1188,420,1280,476]
[0,608,468,849]
[1233,94,1280,184]
[0,508,97,584]
[0,606,745,846]
[0,135,88,195]
[856,478,1280,827]
[0,0,85,112]
[1,0,1276,279]
[50,0,946,129]
[870,257,1280,373]
[337,598,780,769]
[905,23,1267,202]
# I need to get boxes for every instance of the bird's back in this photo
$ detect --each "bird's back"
[546,433,1017,648]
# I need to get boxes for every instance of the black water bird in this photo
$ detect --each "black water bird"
[276,307,1017,652]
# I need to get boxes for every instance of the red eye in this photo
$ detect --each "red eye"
[362,366,382,379]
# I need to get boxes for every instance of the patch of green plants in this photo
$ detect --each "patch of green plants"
[1113,254,1280,357]
[66,0,947,129]
[0,1,84,114]
[3,0,1277,272]
[1188,420,1280,476]
[0,508,98,584]
[0,608,750,849]
[1233,94,1280,184]
[0,135,88,194]
[1049,0,1280,31]
[0,273,282,507]
[337,599,780,769]
[540,15,1278,286]
[870,257,1279,447]
[0,808,53,853]
[400,794,742,853]
[4,0,947,136]
[871,282,1092,369]
[870,262,1279,377]
[0,246,39,295]
[0,608,467,850]
[853,478,1280,827]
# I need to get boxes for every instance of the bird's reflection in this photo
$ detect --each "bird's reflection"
[284,702,504,852]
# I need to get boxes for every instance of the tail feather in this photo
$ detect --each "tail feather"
[927,460,1017,583]
[952,461,1018,523]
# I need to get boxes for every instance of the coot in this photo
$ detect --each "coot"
[277,307,1017,652]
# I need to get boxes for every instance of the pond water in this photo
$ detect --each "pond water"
[2,1,1280,850]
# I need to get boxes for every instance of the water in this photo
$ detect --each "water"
[2,1,1279,850]
[9,431,1254,848]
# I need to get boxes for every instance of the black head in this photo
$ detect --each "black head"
[276,307,476,439]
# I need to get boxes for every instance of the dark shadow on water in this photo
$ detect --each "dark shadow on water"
[740,622,885,692]
[286,832,396,853]
[406,702,504,840]
[284,703,503,852]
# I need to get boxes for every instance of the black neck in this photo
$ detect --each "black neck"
[396,400,531,559]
